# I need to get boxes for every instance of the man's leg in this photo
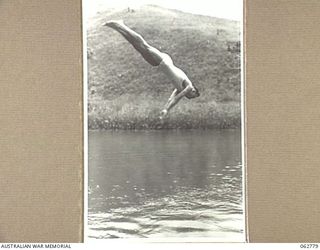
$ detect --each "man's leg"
[104,20,164,66]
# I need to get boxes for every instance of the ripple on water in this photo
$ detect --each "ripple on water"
[89,172,243,240]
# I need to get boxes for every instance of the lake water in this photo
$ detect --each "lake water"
[88,129,244,241]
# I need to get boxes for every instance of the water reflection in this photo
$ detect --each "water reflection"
[89,130,243,241]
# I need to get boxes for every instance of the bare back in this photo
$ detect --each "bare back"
[158,53,190,91]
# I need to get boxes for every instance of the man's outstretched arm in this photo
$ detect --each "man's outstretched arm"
[160,86,191,118]
[164,89,178,107]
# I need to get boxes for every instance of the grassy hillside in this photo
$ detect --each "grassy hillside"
[88,5,241,129]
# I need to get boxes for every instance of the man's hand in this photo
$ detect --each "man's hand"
[159,109,168,119]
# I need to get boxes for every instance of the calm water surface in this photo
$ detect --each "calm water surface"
[88,130,244,241]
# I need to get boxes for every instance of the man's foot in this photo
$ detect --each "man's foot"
[103,20,124,28]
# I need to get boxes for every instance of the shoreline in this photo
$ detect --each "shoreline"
[88,99,241,130]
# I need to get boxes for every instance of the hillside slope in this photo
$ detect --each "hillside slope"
[88,5,241,129]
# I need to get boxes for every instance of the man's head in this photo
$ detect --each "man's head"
[185,86,200,99]
[182,80,200,99]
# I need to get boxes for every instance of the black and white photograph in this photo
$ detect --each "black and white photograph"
[86,0,244,241]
